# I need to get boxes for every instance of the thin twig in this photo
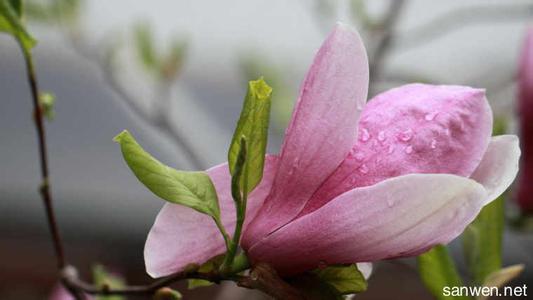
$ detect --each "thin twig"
[61,266,231,296]
[66,31,205,170]
[19,42,66,270]
[368,0,407,94]
[391,2,533,51]
[61,263,304,299]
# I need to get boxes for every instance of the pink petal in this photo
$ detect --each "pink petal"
[242,23,369,248]
[144,156,278,278]
[470,135,520,205]
[248,174,486,276]
[301,84,493,215]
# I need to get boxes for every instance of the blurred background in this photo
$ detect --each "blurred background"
[1,0,532,299]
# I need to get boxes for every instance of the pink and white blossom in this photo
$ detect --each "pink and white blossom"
[144,24,520,277]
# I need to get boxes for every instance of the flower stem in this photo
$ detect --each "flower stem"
[221,137,248,273]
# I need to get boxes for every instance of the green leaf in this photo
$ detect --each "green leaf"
[418,245,470,300]
[134,21,158,72]
[153,287,182,300]
[228,77,272,194]
[239,55,294,132]
[0,0,36,50]
[25,0,81,24]
[313,264,367,295]
[8,0,21,17]
[230,136,247,203]
[114,130,221,219]
[92,264,126,300]
[39,91,55,121]
[462,196,504,285]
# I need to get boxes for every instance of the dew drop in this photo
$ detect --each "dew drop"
[377,130,386,142]
[359,128,371,142]
[386,197,395,207]
[430,139,437,149]
[387,145,394,154]
[359,164,369,174]
[398,128,413,142]
[425,111,438,121]
[355,152,365,161]
[405,145,413,154]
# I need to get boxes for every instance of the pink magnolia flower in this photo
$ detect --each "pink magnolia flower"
[144,24,520,277]
[516,27,533,214]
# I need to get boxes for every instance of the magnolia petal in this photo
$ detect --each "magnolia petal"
[301,84,493,215]
[144,156,278,278]
[243,23,369,248]
[470,135,520,205]
[248,174,486,276]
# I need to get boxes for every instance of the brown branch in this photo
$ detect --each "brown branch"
[19,43,66,270]
[237,263,304,300]
[391,2,533,51]
[60,265,230,296]
[368,0,407,95]
[60,263,304,299]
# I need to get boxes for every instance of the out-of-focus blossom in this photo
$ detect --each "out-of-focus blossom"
[516,27,533,214]
[144,24,520,277]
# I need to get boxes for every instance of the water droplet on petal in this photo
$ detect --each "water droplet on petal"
[387,145,394,154]
[359,128,371,142]
[425,111,438,121]
[445,128,451,136]
[386,197,395,207]
[405,145,413,154]
[355,152,365,161]
[377,130,386,142]
[359,164,369,174]
[430,139,437,149]
[398,128,413,142]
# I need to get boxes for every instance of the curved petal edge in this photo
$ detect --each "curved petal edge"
[470,135,520,205]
